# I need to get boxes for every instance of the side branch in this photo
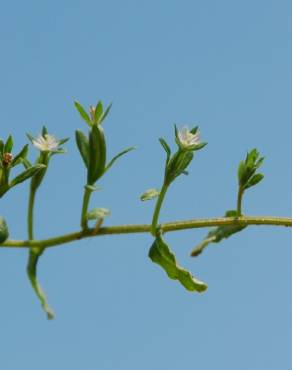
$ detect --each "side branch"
[1,215,292,249]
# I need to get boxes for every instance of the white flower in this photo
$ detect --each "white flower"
[32,134,60,152]
[177,126,200,149]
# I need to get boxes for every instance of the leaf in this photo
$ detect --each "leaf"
[87,207,111,220]
[237,160,246,184]
[191,210,246,257]
[4,135,13,153]
[26,132,35,144]
[246,173,264,189]
[75,130,89,168]
[74,101,92,127]
[42,126,48,137]
[0,140,4,155]
[88,124,106,184]
[190,126,199,134]
[159,138,171,163]
[105,147,136,173]
[140,188,160,201]
[94,101,103,124]
[27,248,54,320]
[0,217,9,243]
[11,144,29,167]
[100,102,113,123]
[149,235,207,292]
[9,164,46,188]
[58,137,70,146]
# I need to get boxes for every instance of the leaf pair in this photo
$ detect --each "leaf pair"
[238,148,264,190]
[74,100,112,127]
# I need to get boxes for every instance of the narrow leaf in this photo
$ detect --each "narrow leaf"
[42,126,48,136]
[105,147,136,173]
[12,144,29,167]
[100,102,113,123]
[88,124,106,184]
[94,101,103,124]
[9,164,46,188]
[245,173,264,189]
[159,138,171,163]
[74,101,92,127]
[0,140,4,155]
[75,130,89,168]
[149,235,207,292]
[4,135,13,153]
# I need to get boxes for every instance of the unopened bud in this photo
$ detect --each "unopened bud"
[2,153,13,165]
[89,106,95,121]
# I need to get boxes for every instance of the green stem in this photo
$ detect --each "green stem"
[80,186,93,229]
[151,182,169,236]
[28,187,36,240]
[237,186,244,216]
[2,215,292,249]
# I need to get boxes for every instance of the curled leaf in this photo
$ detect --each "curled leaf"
[149,235,207,292]
[87,207,111,220]
[191,210,246,257]
[27,248,54,320]
[140,188,160,201]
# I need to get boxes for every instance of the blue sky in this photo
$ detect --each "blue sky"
[1,1,292,369]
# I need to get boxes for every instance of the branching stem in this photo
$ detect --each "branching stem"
[3,215,292,249]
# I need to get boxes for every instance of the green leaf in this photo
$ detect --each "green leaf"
[100,102,113,123]
[87,207,111,220]
[246,173,264,189]
[191,210,246,257]
[11,144,29,167]
[21,158,32,169]
[74,101,92,127]
[26,132,35,144]
[9,164,46,188]
[88,124,106,184]
[0,217,9,243]
[140,188,160,201]
[4,135,13,153]
[159,138,171,163]
[0,140,4,155]
[237,160,246,184]
[27,248,54,320]
[188,142,208,151]
[75,130,89,168]
[42,126,48,137]
[149,235,207,292]
[105,147,136,173]
[58,137,70,146]
[94,101,103,124]
[190,126,199,134]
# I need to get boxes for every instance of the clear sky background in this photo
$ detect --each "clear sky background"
[0,1,292,369]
